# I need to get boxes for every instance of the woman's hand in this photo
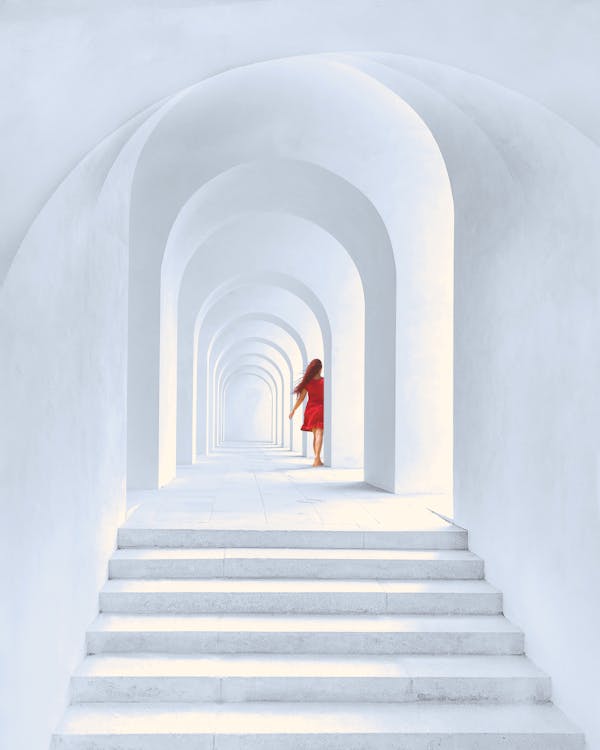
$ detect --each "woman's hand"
[289,389,306,421]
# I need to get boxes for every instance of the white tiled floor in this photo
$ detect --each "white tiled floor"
[125,446,455,532]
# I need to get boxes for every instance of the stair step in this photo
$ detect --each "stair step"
[117,527,468,550]
[71,653,551,703]
[109,548,484,580]
[87,613,523,655]
[51,701,584,749]
[99,578,501,615]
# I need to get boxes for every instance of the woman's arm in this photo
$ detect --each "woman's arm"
[289,389,307,419]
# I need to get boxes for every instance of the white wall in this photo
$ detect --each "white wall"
[355,53,600,747]
[0,128,129,749]
[452,101,600,750]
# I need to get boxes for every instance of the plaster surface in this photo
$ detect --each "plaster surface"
[2,6,600,749]
[2,0,600,279]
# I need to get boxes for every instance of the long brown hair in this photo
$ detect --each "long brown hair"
[294,358,323,394]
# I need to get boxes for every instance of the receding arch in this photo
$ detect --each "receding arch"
[184,300,317,460]
[218,359,281,447]
[210,335,294,454]
[214,350,287,452]
[179,262,340,464]
[221,366,277,446]
[124,54,451,493]
[9,40,600,750]
[206,317,306,454]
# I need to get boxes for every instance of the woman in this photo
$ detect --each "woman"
[289,358,324,467]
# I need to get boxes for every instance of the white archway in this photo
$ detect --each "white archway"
[206,320,305,454]
[221,367,277,446]
[178,283,321,463]
[124,56,452,493]
[210,336,294,454]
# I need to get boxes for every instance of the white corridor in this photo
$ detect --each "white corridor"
[3,5,599,748]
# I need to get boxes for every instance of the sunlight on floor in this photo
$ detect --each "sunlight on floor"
[126,447,455,532]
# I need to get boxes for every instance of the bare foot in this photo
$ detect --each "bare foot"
[312,458,324,467]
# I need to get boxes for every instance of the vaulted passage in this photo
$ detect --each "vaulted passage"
[123,60,454,496]
[3,7,600,750]
[52,449,581,748]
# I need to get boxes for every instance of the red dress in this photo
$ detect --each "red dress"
[301,377,324,431]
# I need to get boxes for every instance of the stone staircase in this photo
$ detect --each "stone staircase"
[52,525,584,748]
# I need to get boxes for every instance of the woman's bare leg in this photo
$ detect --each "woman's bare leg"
[313,428,324,466]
